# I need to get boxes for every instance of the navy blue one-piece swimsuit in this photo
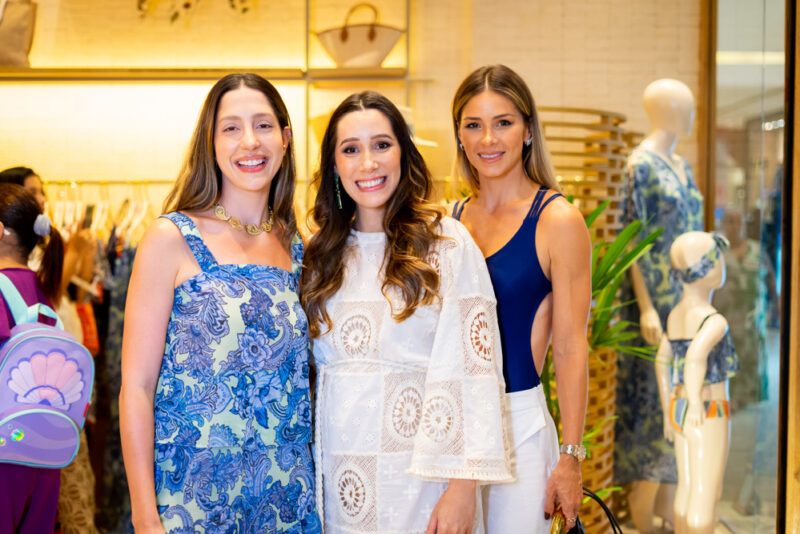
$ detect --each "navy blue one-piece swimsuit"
[453,188,562,393]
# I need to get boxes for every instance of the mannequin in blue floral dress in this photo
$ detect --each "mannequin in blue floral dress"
[120,73,320,533]
[614,79,704,533]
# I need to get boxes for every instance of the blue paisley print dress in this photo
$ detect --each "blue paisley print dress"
[152,212,320,533]
[614,150,704,485]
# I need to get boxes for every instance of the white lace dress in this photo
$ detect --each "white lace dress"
[313,216,511,534]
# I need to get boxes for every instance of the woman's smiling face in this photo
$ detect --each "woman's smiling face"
[334,108,402,230]
[458,90,531,183]
[214,84,290,195]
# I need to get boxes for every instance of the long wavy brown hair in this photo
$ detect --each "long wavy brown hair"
[452,64,560,193]
[302,91,443,338]
[162,73,298,245]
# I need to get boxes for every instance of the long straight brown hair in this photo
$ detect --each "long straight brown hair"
[451,64,560,193]
[163,73,298,245]
[301,91,443,338]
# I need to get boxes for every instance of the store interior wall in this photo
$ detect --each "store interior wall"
[411,0,702,186]
[0,0,703,207]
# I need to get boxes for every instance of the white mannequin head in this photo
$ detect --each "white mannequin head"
[670,231,726,290]
[643,79,695,136]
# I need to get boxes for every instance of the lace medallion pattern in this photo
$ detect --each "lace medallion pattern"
[313,217,511,534]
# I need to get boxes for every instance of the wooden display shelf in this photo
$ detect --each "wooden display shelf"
[307,67,406,80]
[0,66,413,82]
[550,150,627,161]
[541,120,626,133]
[538,106,627,123]
[0,67,307,81]
[547,135,627,147]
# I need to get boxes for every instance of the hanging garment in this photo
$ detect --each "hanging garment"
[96,240,136,533]
[712,240,767,409]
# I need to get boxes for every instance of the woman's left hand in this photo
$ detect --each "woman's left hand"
[425,479,476,534]
[544,455,582,524]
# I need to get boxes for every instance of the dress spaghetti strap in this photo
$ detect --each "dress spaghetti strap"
[160,212,219,271]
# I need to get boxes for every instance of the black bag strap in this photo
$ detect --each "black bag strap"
[582,487,624,534]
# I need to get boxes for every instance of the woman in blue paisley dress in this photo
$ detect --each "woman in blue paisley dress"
[120,73,320,534]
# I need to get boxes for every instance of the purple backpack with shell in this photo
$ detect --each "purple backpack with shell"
[0,273,94,468]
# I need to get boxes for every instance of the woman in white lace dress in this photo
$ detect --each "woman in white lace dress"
[302,92,511,534]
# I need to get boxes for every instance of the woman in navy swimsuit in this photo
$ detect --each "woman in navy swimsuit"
[451,65,591,532]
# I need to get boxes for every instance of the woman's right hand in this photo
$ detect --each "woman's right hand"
[639,307,663,345]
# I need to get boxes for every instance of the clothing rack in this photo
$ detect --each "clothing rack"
[42,179,175,186]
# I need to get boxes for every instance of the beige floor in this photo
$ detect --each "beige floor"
[620,520,733,533]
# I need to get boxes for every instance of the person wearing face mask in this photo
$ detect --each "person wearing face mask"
[119,73,320,534]
[449,65,590,533]
[302,91,511,534]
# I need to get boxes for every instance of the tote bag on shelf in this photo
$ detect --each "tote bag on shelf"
[0,0,37,68]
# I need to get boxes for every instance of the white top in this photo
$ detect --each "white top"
[313,216,511,534]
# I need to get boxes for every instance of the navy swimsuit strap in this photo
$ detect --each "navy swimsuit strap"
[530,189,562,220]
[452,197,471,220]
[697,312,721,333]
[454,189,561,222]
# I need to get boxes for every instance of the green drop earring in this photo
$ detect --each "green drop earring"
[334,172,343,210]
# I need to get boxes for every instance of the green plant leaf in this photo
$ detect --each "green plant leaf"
[591,220,642,289]
[596,228,663,288]
[585,200,611,228]
[582,486,623,504]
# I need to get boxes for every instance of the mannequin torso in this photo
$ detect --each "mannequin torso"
[655,231,738,534]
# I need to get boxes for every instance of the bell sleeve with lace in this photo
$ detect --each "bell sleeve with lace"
[407,218,512,483]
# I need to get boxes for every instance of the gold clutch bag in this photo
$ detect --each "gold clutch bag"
[548,511,583,534]
[548,512,566,534]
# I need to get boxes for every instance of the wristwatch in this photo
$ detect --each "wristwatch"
[559,443,586,462]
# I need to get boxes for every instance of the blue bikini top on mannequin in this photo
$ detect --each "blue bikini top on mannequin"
[668,312,739,387]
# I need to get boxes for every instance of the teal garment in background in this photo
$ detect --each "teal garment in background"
[614,149,704,485]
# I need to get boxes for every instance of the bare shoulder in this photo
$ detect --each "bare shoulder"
[140,216,185,253]
[135,216,195,276]
[539,194,589,241]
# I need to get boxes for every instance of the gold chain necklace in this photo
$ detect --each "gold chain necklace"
[213,204,273,235]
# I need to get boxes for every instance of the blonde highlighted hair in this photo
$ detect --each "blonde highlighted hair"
[451,64,560,193]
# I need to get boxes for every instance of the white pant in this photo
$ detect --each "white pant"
[482,385,559,533]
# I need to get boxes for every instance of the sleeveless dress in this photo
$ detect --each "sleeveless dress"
[152,212,321,534]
